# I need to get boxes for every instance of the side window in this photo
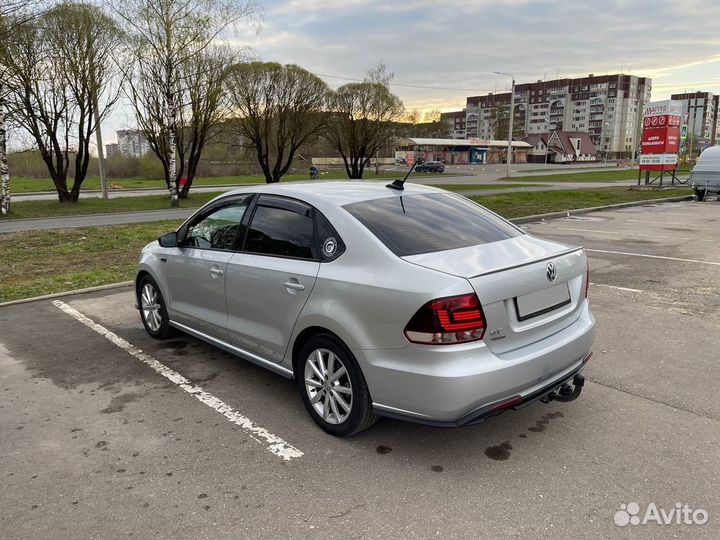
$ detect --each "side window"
[316,211,346,261]
[244,204,315,259]
[185,200,249,250]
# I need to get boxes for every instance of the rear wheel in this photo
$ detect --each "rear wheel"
[297,335,377,437]
[138,275,175,339]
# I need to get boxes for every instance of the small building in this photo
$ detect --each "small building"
[395,137,531,165]
[524,131,597,163]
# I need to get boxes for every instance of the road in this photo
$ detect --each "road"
[0,200,717,538]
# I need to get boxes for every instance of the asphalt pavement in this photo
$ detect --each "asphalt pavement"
[1,200,718,538]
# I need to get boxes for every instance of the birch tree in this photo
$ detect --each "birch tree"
[0,0,41,215]
[114,0,256,207]
[227,62,328,183]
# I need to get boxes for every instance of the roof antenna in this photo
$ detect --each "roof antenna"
[386,161,417,190]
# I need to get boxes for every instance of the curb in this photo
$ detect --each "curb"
[509,195,693,225]
[0,281,134,308]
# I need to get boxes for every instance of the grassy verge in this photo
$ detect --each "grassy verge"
[0,186,692,302]
[498,168,691,183]
[0,220,182,302]
[472,187,691,219]
[10,170,441,194]
[2,192,225,219]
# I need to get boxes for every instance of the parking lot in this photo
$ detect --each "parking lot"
[1,200,718,539]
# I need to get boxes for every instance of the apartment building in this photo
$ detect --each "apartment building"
[670,91,720,147]
[466,74,652,159]
[117,129,152,158]
[440,110,467,138]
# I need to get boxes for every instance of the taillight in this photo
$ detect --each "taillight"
[584,262,590,299]
[404,293,486,345]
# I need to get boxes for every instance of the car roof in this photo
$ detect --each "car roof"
[216,180,447,207]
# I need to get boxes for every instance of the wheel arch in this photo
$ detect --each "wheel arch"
[290,325,353,377]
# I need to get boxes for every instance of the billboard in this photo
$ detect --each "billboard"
[640,100,682,171]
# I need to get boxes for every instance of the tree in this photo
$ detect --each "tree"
[0,0,44,214]
[114,0,256,206]
[226,62,329,183]
[490,104,524,140]
[324,66,404,179]
[3,3,121,203]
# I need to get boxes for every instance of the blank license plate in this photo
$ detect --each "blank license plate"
[515,284,571,321]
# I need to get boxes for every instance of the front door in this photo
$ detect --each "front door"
[165,196,252,338]
[225,195,320,363]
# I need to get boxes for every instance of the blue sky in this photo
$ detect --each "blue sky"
[103,0,720,142]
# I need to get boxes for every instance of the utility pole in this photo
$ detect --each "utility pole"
[89,60,108,199]
[495,71,515,178]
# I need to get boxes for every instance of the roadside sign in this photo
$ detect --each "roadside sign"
[640,100,682,171]
[681,124,688,141]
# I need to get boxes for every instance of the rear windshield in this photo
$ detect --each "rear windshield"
[344,193,521,256]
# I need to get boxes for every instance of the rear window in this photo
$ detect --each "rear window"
[344,193,521,256]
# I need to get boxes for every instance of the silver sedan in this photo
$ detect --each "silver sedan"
[136,181,595,436]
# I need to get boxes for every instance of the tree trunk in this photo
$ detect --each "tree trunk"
[0,94,9,216]
[168,123,179,207]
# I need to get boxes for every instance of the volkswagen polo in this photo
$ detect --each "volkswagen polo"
[136,181,595,436]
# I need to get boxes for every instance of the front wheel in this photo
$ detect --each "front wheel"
[138,275,176,339]
[695,188,706,201]
[296,335,377,437]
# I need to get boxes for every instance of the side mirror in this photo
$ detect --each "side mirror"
[158,232,178,248]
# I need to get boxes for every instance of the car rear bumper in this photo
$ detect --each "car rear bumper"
[358,300,595,424]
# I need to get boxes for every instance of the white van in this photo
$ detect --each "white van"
[690,146,720,200]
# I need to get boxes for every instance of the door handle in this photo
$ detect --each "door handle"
[209,266,224,277]
[284,280,305,292]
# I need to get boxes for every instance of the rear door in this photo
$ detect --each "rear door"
[165,195,252,338]
[225,195,320,363]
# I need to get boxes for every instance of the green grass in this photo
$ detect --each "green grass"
[0,220,183,302]
[431,183,535,191]
[9,170,441,194]
[498,168,692,183]
[472,187,691,218]
[2,192,225,219]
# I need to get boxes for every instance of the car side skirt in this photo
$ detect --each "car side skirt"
[169,320,294,378]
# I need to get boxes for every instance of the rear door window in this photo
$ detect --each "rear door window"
[344,193,521,256]
[243,198,316,259]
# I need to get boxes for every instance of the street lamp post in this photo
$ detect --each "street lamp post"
[495,71,515,178]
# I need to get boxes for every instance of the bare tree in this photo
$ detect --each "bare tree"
[114,0,257,206]
[226,62,328,183]
[324,66,404,179]
[177,45,238,197]
[0,0,44,215]
[3,3,121,203]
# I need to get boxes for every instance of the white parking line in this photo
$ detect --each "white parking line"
[586,249,720,267]
[52,300,304,462]
[590,282,644,293]
[555,227,691,240]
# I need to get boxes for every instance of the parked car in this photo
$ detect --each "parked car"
[690,145,720,200]
[136,182,595,436]
[415,160,445,173]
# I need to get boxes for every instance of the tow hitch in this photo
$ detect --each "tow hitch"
[542,374,585,403]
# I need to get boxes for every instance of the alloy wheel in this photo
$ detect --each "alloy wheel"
[304,348,353,424]
[141,282,162,332]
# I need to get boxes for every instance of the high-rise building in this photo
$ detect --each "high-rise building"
[465,74,652,159]
[440,110,467,138]
[117,129,152,157]
[670,91,719,148]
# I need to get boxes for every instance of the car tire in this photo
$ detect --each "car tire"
[296,334,377,437]
[695,188,706,201]
[138,275,176,339]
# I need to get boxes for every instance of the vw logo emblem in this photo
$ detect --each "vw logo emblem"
[546,262,557,282]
